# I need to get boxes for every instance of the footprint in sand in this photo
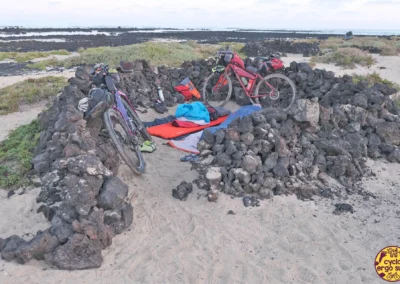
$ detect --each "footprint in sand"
[293,266,319,283]
[285,231,306,243]
[165,273,185,284]
[185,263,206,283]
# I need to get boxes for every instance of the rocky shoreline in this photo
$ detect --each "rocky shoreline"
[0,28,372,53]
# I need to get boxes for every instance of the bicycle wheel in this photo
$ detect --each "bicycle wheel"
[103,108,146,175]
[202,72,232,107]
[121,98,152,143]
[254,73,296,111]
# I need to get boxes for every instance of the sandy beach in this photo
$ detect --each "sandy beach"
[0,126,399,283]
[0,55,400,283]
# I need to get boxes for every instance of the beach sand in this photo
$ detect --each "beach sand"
[0,57,400,283]
[0,135,398,283]
[283,53,400,85]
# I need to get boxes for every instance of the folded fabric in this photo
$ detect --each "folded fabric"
[214,107,231,117]
[143,115,176,128]
[148,116,228,139]
[172,120,200,128]
[202,105,262,136]
[175,102,210,123]
[206,105,219,121]
[168,131,203,154]
[176,117,208,125]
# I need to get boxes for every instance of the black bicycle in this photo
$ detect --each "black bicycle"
[88,64,152,174]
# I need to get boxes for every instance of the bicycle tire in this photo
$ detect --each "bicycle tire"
[103,108,146,175]
[121,98,153,142]
[202,72,232,107]
[254,73,296,112]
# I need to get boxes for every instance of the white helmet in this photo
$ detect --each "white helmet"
[78,97,89,112]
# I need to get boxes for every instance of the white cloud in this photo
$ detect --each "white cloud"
[0,0,399,30]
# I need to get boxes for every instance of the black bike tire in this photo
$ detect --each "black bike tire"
[103,108,146,175]
[121,98,153,142]
[202,72,233,107]
[254,73,296,112]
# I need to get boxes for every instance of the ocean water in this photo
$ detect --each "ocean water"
[0,27,399,37]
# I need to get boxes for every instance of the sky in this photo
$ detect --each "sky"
[1,0,400,30]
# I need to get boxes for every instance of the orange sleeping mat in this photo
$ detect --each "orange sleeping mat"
[147,116,227,139]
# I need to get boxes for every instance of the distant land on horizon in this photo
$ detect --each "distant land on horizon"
[0,26,399,36]
[1,26,399,53]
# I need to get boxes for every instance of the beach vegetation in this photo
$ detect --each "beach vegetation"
[0,76,67,115]
[0,120,40,189]
[310,48,375,68]
[0,50,70,63]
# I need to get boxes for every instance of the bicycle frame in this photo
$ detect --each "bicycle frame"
[105,74,139,137]
[112,90,139,137]
[214,61,276,101]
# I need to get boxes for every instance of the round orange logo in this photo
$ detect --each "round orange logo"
[375,246,400,282]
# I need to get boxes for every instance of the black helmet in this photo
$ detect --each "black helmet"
[92,71,106,87]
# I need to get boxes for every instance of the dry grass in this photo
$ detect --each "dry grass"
[23,42,245,71]
[26,57,65,70]
[319,36,400,55]
[0,50,70,63]
[319,37,345,51]
[310,47,375,68]
[217,42,246,57]
[0,76,67,115]
[65,41,222,68]
[352,72,400,89]
[352,72,400,107]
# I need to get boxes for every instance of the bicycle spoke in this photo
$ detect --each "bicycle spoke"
[106,109,143,172]
[256,74,296,111]
[203,73,232,107]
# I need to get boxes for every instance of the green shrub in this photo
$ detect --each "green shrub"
[319,37,344,51]
[0,76,67,114]
[319,36,400,56]
[0,120,41,188]
[311,48,375,68]
[26,57,65,70]
[352,72,400,89]
[0,50,70,63]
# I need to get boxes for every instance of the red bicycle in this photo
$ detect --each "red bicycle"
[202,50,296,111]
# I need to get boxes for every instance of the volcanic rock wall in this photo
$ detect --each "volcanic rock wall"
[0,58,216,269]
[0,83,133,270]
[198,62,400,200]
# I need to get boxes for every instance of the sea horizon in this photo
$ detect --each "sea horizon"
[0,26,399,37]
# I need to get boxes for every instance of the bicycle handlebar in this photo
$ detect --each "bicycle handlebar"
[91,63,109,75]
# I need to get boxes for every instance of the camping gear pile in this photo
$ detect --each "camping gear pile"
[146,101,230,155]
[3,53,400,270]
